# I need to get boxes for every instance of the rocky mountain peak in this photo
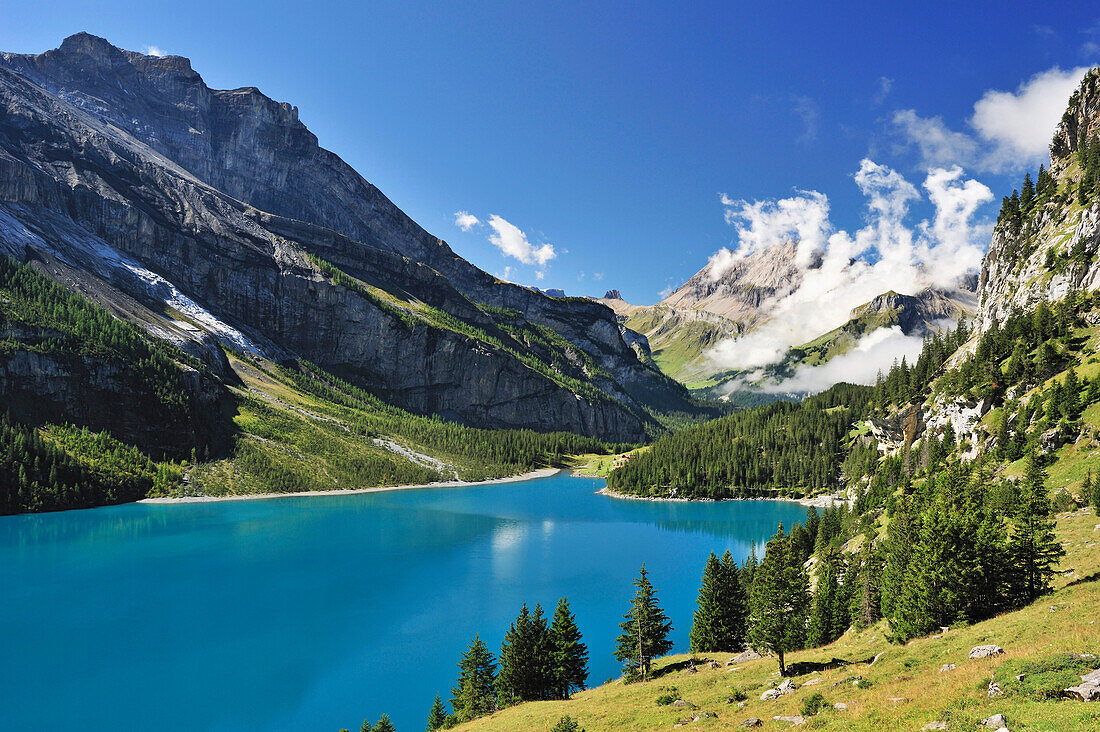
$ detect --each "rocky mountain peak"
[978,67,1100,331]
[603,289,623,300]
[659,239,804,324]
[1050,68,1100,174]
[0,33,692,441]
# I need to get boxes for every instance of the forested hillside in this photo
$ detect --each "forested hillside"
[1,258,628,513]
[441,70,1100,731]
[607,324,971,499]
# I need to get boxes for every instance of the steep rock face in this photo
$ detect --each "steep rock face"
[0,34,687,440]
[0,343,222,455]
[978,68,1100,331]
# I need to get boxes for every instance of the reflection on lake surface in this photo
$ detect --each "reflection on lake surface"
[0,472,807,731]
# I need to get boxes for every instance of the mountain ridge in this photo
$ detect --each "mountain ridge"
[0,33,692,442]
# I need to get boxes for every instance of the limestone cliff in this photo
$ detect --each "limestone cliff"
[0,33,691,441]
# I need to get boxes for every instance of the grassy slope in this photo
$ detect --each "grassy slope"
[186,353,623,497]
[458,510,1100,731]
[622,308,737,390]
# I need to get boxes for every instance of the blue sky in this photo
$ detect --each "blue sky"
[3,2,1100,303]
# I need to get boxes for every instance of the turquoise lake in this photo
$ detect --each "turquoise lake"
[0,472,807,731]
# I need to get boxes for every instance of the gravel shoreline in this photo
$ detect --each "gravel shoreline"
[139,468,563,505]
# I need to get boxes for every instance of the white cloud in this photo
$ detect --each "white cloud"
[792,96,820,144]
[486,215,557,266]
[593,271,604,281]
[892,110,979,168]
[454,211,480,231]
[143,45,167,57]
[717,189,830,274]
[535,270,545,280]
[894,66,1092,173]
[873,76,894,105]
[971,66,1092,171]
[706,159,990,377]
[756,326,930,393]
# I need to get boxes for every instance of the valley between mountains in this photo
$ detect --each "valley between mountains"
[2,32,1100,732]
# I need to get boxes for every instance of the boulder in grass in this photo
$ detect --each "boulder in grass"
[980,714,1007,728]
[968,645,1004,659]
[1063,669,1100,702]
[920,723,947,731]
[729,649,763,664]
[737,720,762,728]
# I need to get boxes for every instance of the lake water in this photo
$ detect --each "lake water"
[0,472,807,731]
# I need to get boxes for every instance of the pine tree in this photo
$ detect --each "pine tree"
[497,603,552,704]
[720,550,750,651]
[1008,453,1065,606]
[1021,172,1035,210]
[451,635,496,722]
[614,564,674,680]
[807,548,842,647]
[372,715,396,732]
[688,551,749,653]
[549,597,588,699]
[425,695,447,731]
[747,525,811,675]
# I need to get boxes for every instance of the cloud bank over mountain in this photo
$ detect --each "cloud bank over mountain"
[707,159,991,386]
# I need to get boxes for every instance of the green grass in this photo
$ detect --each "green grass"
[184,353,625,498]
[457,511,1100,731]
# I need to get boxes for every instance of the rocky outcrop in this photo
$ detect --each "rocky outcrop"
[867,404,925,455]
[968,645,1004,660]
[1064,668,1100,701]
[0,34,691,440]
[977,68,1100,333]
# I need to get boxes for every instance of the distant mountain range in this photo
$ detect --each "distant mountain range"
[597,240,977,394]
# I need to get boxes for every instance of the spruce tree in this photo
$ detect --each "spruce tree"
[371,715,396,732]
[720,550,750,651]
[741,543,758,589]
[497,603,553,704]
[747,525,810,675]
[807,549,840,647]
[879,502,914,619]
[614,564,674,679]
[1008,453,1065,606]
[549,597,588,699]
[849,540,882,629]
[451,635,496,722]
[1020,171,1035,210]
[689,550,749,653]
[690,552,725,653]
[425,695,447,731]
